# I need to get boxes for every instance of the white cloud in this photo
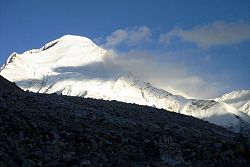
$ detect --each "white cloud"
[105,26,151,48]
[105,29,128,48]
[160,21,250,48]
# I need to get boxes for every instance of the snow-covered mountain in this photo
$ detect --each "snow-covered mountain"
[1,34,250,133]
[215,90,250,116]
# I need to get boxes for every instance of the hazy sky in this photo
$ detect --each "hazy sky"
[0,0,250,98]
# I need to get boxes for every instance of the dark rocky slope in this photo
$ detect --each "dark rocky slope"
[0,75,23,92]
[0,77,249,166]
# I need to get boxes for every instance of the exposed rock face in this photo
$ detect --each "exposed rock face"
[0,88,249,166]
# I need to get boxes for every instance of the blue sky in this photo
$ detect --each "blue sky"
[0,0,250,98]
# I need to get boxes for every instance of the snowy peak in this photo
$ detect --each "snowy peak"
[4,35,107,70]
[115,72,147,88]
[0,35,108,83]
[215,90,250,116]
[216,90,250,101]
[25,34,99,54]
[58,34,95,43]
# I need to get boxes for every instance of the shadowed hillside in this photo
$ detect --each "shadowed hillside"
[0,75,23,93]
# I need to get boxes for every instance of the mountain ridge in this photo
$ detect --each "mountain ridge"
[1,34,250,134]
[215,90,250,116]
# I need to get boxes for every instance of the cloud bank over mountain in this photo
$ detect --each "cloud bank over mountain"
[99,50,220,99]
[99,26,226,99]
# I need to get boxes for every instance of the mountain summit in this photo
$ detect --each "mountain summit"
[1,35,250,133]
